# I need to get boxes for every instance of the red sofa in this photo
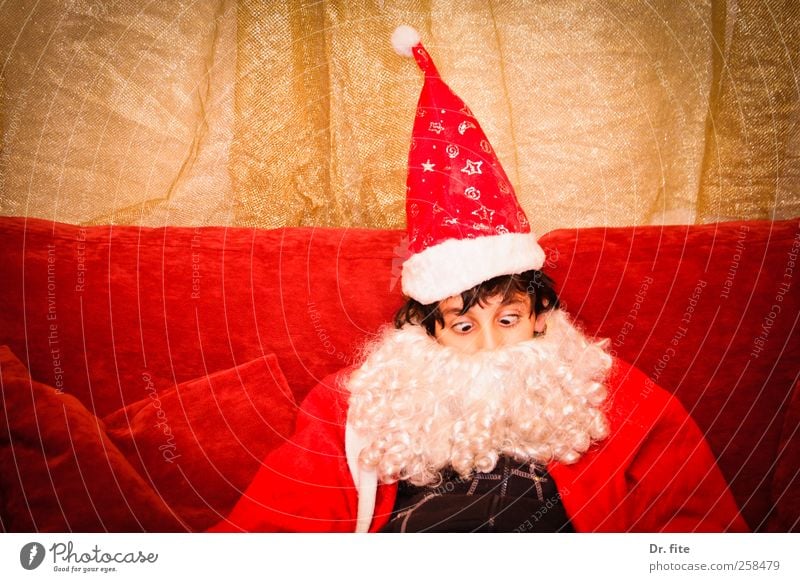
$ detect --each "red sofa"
[1,215,797,532]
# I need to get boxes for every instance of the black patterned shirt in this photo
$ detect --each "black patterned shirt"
[380,457,573,533]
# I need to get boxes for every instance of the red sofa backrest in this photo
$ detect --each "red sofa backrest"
[539,220,799,531]
[0,219,403,415]
[1,216,797,530]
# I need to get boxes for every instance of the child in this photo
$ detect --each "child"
[206,27,746,533]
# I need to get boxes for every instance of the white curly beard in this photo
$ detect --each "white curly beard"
[346,309,612,486]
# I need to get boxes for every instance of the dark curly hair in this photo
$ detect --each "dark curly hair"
[393,270,560,337]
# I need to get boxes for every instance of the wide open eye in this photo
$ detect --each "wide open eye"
[452,321,474,334]
[498,313,521,326]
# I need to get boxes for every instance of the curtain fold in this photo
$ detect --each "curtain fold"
[697,0,800,222]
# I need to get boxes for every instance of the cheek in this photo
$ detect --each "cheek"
[435,328,479,353]
[434,329,459,348]
[510,318,536,341]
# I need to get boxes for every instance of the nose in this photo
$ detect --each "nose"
[475,326,501,351]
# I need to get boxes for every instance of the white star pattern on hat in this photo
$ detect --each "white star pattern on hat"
[471,205,495,222]
[461,160,483,175]
[428,121,444,134]
[421,160,436,172]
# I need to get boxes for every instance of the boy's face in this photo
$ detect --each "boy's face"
[434,292,546,354]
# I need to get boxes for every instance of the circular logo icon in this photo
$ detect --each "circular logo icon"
[20,542,46,570]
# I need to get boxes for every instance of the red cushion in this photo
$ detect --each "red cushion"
[0,345,183,532]
[102,353,296,531]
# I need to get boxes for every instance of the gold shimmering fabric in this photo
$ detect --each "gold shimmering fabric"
[697,0,800,222]
[1,1,798,230]
[0,0,236,227]
[232,0,424,229]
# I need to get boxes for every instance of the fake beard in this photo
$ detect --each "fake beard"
[346,310,612,486]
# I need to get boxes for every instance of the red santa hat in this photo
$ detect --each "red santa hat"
[392,25,545,305]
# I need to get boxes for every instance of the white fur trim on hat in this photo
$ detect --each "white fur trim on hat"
[401,232,546,305]
[391,25,420,57]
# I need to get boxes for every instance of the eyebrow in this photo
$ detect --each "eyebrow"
[440,298,527,318]
[440,307,462,317]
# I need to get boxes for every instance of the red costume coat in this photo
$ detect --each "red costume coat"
[207,358,748,533]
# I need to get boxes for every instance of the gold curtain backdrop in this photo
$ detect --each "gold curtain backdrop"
[1,1,797,232]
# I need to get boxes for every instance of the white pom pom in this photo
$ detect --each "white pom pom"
[391,25,420,57]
